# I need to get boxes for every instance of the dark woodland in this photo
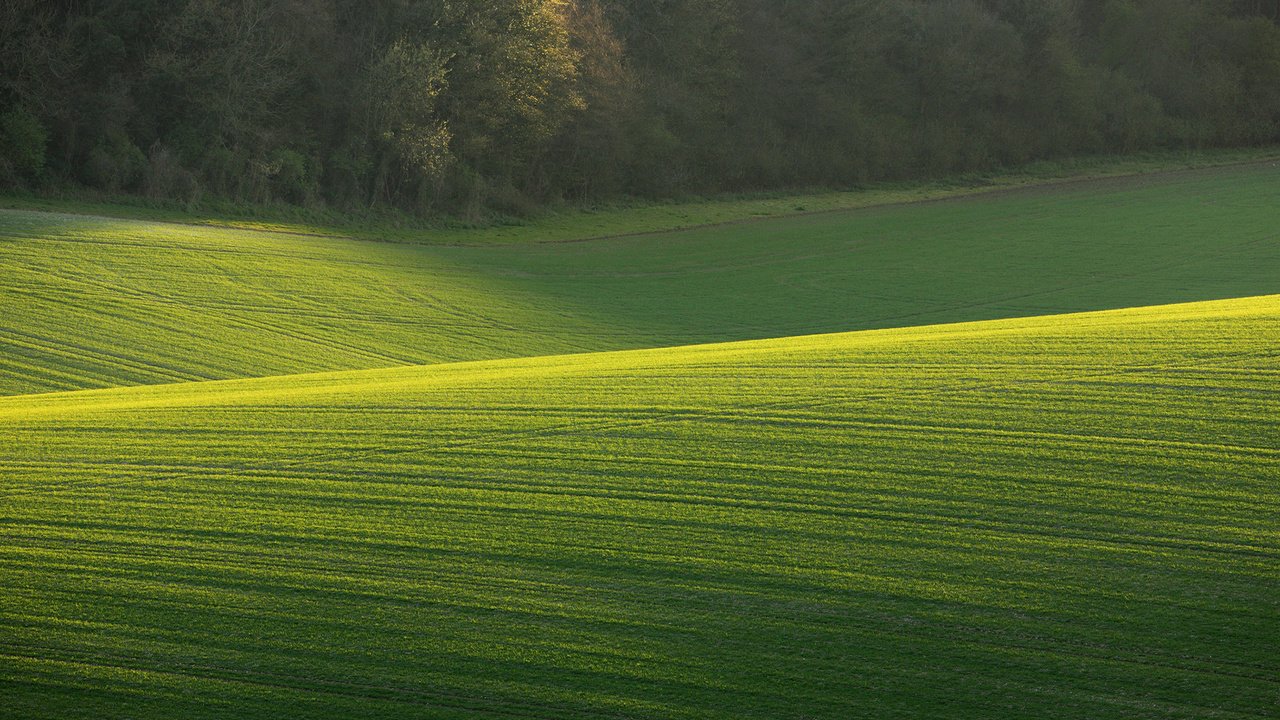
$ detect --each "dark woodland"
[3,0,1280,214]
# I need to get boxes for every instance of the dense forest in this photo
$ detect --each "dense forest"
[3,0,1280,215]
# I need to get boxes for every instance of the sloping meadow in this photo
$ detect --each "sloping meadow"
[2,296,1277,719]
[4,162,1280,396]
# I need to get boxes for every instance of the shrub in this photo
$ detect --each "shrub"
[269,148,313,205]
[84,132,148,192]
[146,144,201,204]
[201,146,245,198]
[0,107,47,184]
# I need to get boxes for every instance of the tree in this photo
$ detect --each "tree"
[367,38,451,203]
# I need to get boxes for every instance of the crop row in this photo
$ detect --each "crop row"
[1,296,1276,718]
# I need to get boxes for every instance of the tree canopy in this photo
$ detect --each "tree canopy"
[3,0,1280,214]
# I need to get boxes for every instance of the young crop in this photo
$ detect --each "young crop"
[1,296,1277,719]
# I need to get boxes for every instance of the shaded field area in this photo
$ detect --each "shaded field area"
[2,295,1277,719]
[3,162,1279,395]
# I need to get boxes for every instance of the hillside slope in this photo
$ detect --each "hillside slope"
[3,295,1277,719]
[3,162,1279,395]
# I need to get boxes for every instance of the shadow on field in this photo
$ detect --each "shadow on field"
[442,161,1280,342]
[2,162,1279,394]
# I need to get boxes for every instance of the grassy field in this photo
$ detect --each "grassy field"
[1,161,1278,718]
[3,161,1280,395]
[2,295,1277,719]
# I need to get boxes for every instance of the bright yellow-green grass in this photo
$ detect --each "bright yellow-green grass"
[2,295,1278,719]
[3,162,1280,395]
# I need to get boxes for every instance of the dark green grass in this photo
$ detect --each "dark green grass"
[3,162,1280,395]
[1,296,1277,719]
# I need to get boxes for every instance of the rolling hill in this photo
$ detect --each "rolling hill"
[2,295,1277,719]
[3,162,1279,396]
[1,162,1278,718]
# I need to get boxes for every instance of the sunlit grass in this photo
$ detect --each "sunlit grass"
[2,295,1277,719]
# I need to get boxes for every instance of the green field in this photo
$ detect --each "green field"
[2,163,1278,718]
[3,162,1280,395]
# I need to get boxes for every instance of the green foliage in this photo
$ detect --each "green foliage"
[83,131,147,192]
[267,147,315,204]
[0,107,46,183]
[145,144,201,204]
[7,0,1280,214]
[370,39,452,188]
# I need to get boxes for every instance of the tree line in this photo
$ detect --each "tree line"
[3,0,1280,216]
